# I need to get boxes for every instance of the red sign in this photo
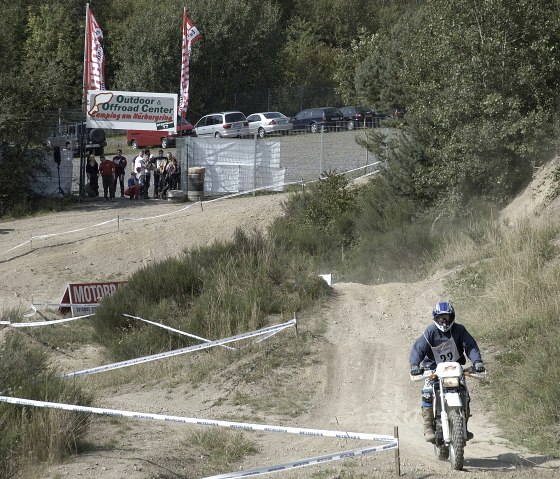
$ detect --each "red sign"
[60,281,127,316]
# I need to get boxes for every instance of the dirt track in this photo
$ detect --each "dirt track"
[1,191,560,478]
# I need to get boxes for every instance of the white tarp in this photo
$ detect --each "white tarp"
[179,137,285,195]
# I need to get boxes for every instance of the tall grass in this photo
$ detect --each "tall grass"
[94,228,330,360]
[0,331,92,477]
[445,218,560,454]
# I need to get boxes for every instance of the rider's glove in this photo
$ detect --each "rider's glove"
[410,365,421,376]
[474,361,485,373]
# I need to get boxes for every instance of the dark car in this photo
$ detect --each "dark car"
[46,121,106,156]
[290,107,344,133]
[339,106,373,130]
[339,106,389,129]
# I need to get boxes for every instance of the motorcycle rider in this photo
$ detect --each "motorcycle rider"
[409,301,485,443]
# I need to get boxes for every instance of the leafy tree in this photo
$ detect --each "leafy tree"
[24,3,83,113]
[188,0,283,118]
[358,0,560,206]
[334,31,378,104]
[111,6,180,94]
[334,1,422,107]
[0,1,38,145]
[280,18,335,87]
[111,0,283,120]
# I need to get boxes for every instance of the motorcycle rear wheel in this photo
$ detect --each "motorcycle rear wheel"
[449,410,465,470]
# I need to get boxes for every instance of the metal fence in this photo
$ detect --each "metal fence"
[59,126,386,198]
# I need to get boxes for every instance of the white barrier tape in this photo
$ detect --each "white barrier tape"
[202,442,398,479]
[1,238,32,256]
[0,321,10,325]
[0,394,397,478]
[0,218,117,258]
[119,201,198,222]
[0,395,395,443]
[244,327,286,348]
[363,169,383,178]
[0,164,384,260]
[6,314,94,328]
[36,218,117,240]
[123,314,236,350]
[341,161,383,176]
[62,319,296,378]
[31,302,100,308]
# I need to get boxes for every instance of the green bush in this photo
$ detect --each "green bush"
[94,228,330,360]
[269,171,359,272]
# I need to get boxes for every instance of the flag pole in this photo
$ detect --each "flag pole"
[79,3,90,199]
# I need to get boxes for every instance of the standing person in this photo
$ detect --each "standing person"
[85,154,99,197]
[112,149,128,197]
[157,154,170,198]
[160,155,176,199]
[133,149,144,174]
[170,157,180,190]
[409,301,485,443]
[98,154,116,201]
[152,149,166,198]
[143,149,152,198]
[134,150,148,198]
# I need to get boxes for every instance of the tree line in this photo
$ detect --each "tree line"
[1,0,559,208]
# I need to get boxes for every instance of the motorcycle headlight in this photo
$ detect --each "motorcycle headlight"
[442,377,460,388]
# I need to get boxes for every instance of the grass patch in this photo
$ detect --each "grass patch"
[184,428,257,472]
[0,193,79,220]
[0,330,93,477]
[445,218,560,454]
[21,319,96,351]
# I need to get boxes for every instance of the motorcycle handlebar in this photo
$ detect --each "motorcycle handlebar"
[409,365,487,381]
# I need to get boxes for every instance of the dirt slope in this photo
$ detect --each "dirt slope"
[1,179,560,478]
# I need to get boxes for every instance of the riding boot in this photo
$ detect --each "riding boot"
[466,406,474,440]
[422,408,436,443]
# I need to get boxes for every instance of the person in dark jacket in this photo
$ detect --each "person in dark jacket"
[409,301,485,443]
[112,149,128,197]
[85,154,99,197]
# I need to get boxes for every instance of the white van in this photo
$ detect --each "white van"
[193,111,250,138]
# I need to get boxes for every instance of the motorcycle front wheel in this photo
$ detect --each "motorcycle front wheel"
[449,410,465,470]
[434,419,449,461]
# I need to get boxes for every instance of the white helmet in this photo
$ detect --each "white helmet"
[432,301,455,332]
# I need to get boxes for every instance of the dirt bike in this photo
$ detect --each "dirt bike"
[411,362,487,470]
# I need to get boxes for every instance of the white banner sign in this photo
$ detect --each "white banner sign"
[86,90,178,131]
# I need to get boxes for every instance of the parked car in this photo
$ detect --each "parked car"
[339,106,375,130]
[290,107,344,133]
[192,111,250,138]
[46,121,106,156]
[127,118,193,149]
[246,112,293,138]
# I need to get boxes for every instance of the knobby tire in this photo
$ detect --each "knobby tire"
[449,410,465,470]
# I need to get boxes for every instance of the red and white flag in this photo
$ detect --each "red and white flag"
[84,4,105,91]
[179,11,201,117]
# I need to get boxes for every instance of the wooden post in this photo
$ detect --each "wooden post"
[394,426,400,476]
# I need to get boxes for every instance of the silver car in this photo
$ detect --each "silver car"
[193,111,250,138]
[246,112,293,138]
